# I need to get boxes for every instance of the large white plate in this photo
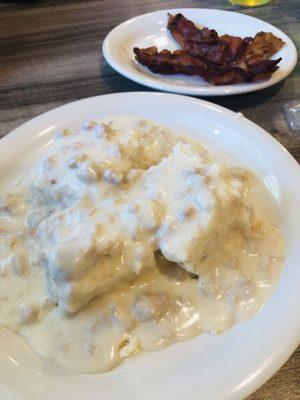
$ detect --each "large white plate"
[0,92,299,400]
[102,8,297,96]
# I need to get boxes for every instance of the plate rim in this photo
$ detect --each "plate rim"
[102,8,298,96]
[0,92,300,400]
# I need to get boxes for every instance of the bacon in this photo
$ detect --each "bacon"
[220,35,253,62]
[167,13,252,64]
[241,31,285,63]
[133,13,284,86]
[167,13,218,46]
[133,47,211,77]
[133,47,281,85]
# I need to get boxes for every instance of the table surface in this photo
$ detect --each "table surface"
[0,0,299,399]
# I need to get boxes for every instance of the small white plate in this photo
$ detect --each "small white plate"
[102,8,297,96]
[0,92,300,400]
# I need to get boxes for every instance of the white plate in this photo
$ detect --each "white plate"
[102,8,297,96]
[0,92,300,400]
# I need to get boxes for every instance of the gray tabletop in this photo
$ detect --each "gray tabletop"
[0,0,299,399]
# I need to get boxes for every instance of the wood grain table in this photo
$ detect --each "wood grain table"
[0,0,299,399]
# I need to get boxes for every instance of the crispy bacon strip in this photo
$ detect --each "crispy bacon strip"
[241,31,285,63]
[133,46,281,85]
[167,13,218,46]
[133,47,211,77]
[167,13,252,64]
[211,58,281,85]
[220,34,252,61]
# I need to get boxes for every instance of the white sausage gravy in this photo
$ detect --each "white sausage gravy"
[0,117,284,372]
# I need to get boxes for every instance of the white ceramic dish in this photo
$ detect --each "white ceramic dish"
[102,8,297,96]
[0,92,299,400]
